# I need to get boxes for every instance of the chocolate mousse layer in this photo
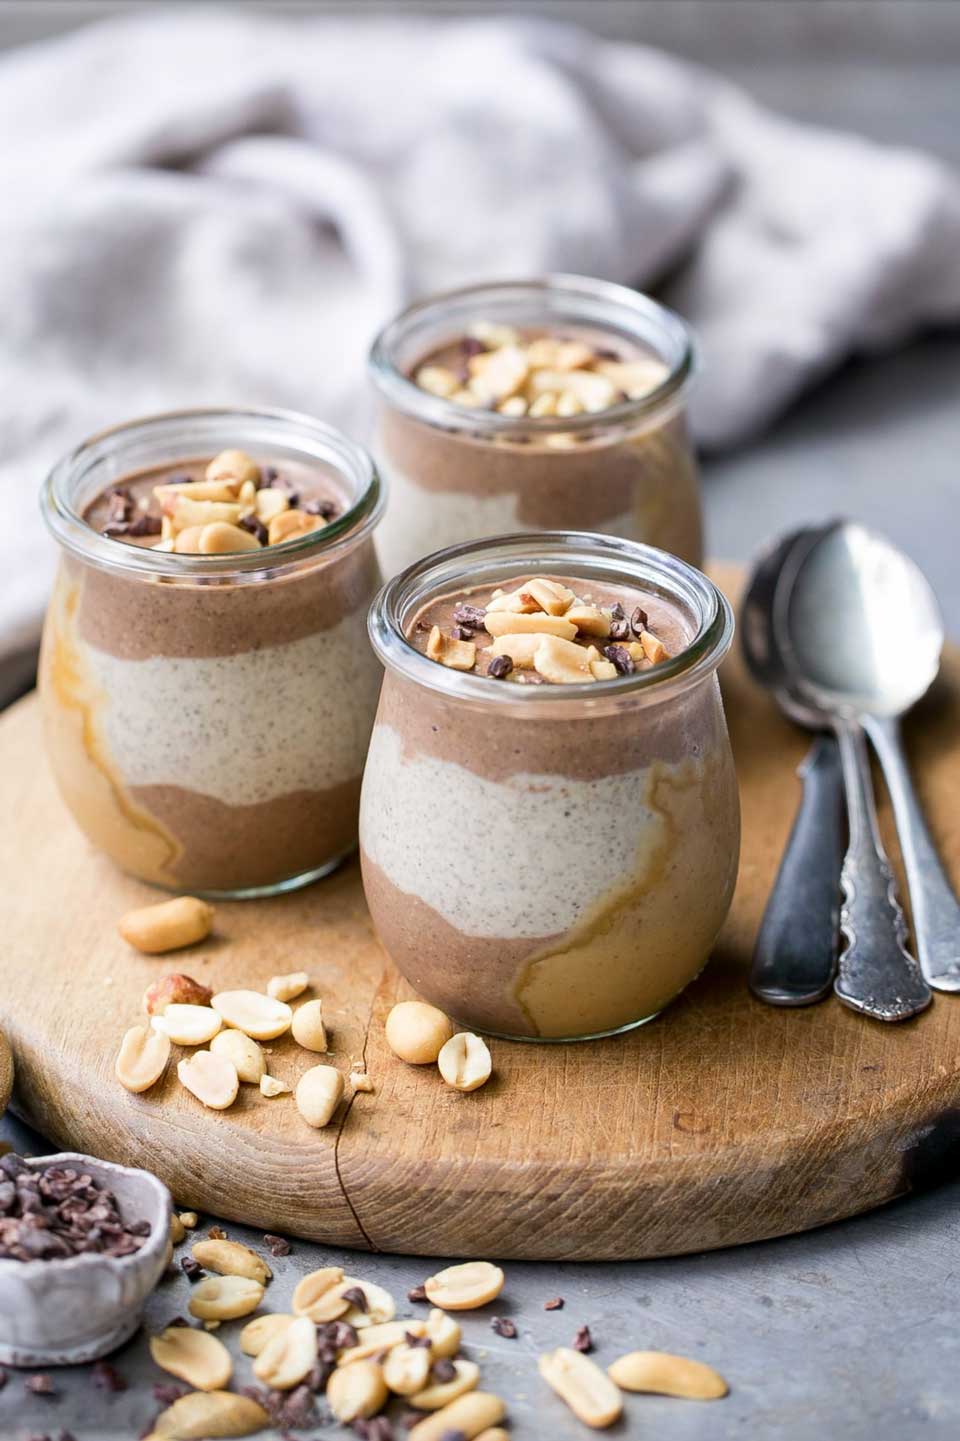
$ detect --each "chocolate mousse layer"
[42,440,382,894]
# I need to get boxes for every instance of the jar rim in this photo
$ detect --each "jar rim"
[368,274,697,438]
[40,406,385,581]
[368,531,733,715]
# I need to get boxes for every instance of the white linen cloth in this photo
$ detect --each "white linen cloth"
[2,8,959,662]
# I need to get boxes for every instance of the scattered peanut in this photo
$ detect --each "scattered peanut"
[115,1025,170,1093]
[253,1314,318,1390]
[385,1002,454,1065]
[240,1312,296,1357]
[211,990,292,1041]
[438,1033,492,1093]
[151,1388,269,1438]
[143,973,213,1015]
[118,896,214,954]
[295,1064,343,1128]
[169,1213,186,1245]
[339,1319,427,1365]
[424,1261,504,1311]
[607,1350,729,1399]
[178,1211,198,1230]
[291,998,328,1053]
[339,1276,397,1328]
[408,1391,506,1441]
[191,1239,271,1285]
[292,1267,349,1323]
[327,1358,389,1423]
[266,971,309,1003]
[383,1341,432,1396]
[425,1307,462,1358]
[149,1326,232,1392]
[177,1051,239,1111]
[539,1347,623,1429]
[188,1274,265,1322]
[411,1358,480,1409]
[259,1074,291,1098]
[210,1028,265,1084]
[151,1004,222,1046]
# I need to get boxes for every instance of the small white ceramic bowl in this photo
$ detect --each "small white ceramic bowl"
[0,1152,171,1366]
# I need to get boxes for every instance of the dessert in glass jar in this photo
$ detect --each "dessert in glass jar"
[368,275,702,578]
[40,407,384,897]
[360,532,739,1041]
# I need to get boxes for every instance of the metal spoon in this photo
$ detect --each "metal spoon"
[742,528,845,1006]
[776,519,960,995]
[774,521,934,1020]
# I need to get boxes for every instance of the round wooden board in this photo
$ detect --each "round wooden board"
[4,571,960,1261]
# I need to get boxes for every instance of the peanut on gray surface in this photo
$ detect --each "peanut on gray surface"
[437,1032,492,1092]
[539,1347,623,1429]
[291,998,328,1052]
[425,1307,461,1358]
[149,1326,233,1392]
[295,1064,343,1127]
[407,1391,506,1441]
[191,1239,272,1284]
[607,1350,729,1399]
[339,1319,427,1365]
[410,1358,480,1409]
[326,1358,389,1422]
[118,896,214,954]
[210,1028,265,1084]
[239,1313,296,1357]
[383,1341,432,1395]
[188,1274,265,1322]
[252,1314,318,1390]
[292,1267,349,1323]
[177,1051,239,1111]
[115,1025,170,1093]
[151,1387,269,1438]
[424,1261,504,1310]
[384,1001,454,1064]
[339,1276,397,1327]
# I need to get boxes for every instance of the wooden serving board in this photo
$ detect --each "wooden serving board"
[4,573,960,1261]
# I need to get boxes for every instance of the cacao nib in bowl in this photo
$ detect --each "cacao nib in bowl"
[0,1152,170,1367]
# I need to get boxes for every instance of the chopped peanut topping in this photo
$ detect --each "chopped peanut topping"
[426,625,477,671]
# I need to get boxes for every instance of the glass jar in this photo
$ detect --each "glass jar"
[368,275,701,579]
[360,532,739,1041]
[39,407,385,898]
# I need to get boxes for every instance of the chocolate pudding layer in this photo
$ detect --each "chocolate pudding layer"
[360,537,739,1040]
[369,278,702,577]
[40,412,384,896]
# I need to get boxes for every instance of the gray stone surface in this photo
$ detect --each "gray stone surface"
[2,4,959,1438]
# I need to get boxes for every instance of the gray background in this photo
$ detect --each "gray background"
[1,3,959,1438]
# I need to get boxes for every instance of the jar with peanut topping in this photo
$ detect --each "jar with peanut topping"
[40,407,385,897]
[368,275,702,578]
[360,531,739,1041]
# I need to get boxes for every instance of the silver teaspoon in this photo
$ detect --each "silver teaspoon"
[742,528,845,1006]
[774,523,932,1022]
[777,520,959,994]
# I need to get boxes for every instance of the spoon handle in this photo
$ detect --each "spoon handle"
[832,719,931,1022]
[862,713,960,992]
[750,734,844,1006]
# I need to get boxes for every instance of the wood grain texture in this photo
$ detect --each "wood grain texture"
[0,1032,11,1120]
[3,570,960,1260]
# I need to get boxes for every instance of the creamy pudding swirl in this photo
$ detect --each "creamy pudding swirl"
[360,534,739,1041]
[411,572,674,685]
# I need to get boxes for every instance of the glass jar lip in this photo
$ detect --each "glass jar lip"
[368,531,733,714]
[368,273,697,437]
[40,405,385,580]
